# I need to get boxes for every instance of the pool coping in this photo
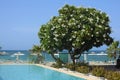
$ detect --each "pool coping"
[35,64,103,80]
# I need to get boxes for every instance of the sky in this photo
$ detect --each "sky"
[0,0,120,50]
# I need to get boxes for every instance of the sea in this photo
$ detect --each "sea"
[0,50,116,63]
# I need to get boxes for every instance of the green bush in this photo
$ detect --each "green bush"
[104,71,112,80]
[65,63,75,71]
[76,62,89,67]
[91,66,105,77]
[65,62,89,71]
[105,71,120,80]
[51,59,62,68]
[76,66,90,74]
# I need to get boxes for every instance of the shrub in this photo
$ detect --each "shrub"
[105,71,120,80]
[104,70,112,80]
[65,63,75,71]
[65,62,89,71]
[112,72,120,80]
[76,62,89,67]
[91,66,105,77]
[76,66,90,74]
[51,59,62,68]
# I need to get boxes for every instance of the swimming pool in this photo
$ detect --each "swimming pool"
[0,65,85,80]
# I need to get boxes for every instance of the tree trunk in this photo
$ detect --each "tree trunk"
[69,49,82,71]
[51,53,58,61]
[72,58,76,70]
[113,51,116,59]
[51,53,64,63]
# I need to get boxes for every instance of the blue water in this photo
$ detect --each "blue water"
[0,65,85,80]
[0,50,114,62]
[0,50,30,61]
[0,50,55,62]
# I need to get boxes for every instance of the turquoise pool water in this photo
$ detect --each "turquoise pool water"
[0,65,85,80]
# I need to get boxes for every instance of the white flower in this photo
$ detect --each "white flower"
[68,23,71,26]
[69,38,72,41]
[94,42,96,45]
[62,24,64,26]
[58,18,62,21]
[108,39,110,41]
[82,29,85,32]
[74,31,77,34]
[86,9,88,11]
[73,22,76,25]
[107,33,109,35]
[51,27,55,30]
[48,41,50,43]
[54,34,59,37]
[78,25,80,28]
[80,15,83,18]
[81,42,85,45]
[83,25,85,28]
[70,14,73,17]
[60,14,63,16]
[47,46,50,48]
[56,26,60,28]
[72,18,75,21]
[72,35,76,38]
[96,17,99,22]
[101,20,104,24]
[89,18,93,22]
[64,7,68,10]
[96,17,99,20]
[91,28,93,31]
[73,10,75,13]
[106,14,109,17]
[103,34,106,37]
[105,27,109,30]
[98,25,102,28]
[90,12,93,15]
[48,36,50,38]
[76,38,79,41]
[53,48,56,50]
[53,37,58,41]
[72,43,75,46]
[54,31,57,34]
[62,33,65,36]
[43,48,45,51]
[88,33,90,35]
[91,34,94,37]
[97,40,100,42]
[96,32,99,34]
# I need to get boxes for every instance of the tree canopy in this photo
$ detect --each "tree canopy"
[38,4,113,65]
[29,45,41,54]
[107,41,119,60]
[29,45,44,63]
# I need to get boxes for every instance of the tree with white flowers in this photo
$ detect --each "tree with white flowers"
[38,4,113,69]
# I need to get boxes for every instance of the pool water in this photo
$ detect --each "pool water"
[0,65,85,80]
